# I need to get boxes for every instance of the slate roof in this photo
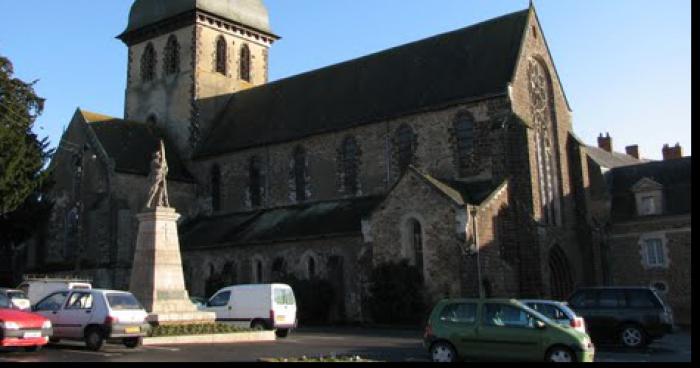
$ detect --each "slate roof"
[606,157,692,222]
[409,167,502,206]
[180,196,383,249]
[81,111,195,182]
[196,8,531,158]
[585,145,649,170]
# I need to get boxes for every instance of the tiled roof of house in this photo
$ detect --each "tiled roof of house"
[607,157,692,221]
[195,9,531,158]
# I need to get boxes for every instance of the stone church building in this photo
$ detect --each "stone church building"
[22,0,636,323]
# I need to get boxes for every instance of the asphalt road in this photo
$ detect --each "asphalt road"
[0,327,691,362]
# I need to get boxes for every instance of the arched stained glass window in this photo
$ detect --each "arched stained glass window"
[240,44,251,82]
[163,35,180,75]
[141,42,157,82]
[216,36,228,75]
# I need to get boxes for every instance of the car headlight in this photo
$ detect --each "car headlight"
[42,320,52,329]
[1,321,21,330]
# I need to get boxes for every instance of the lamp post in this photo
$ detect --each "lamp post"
[470,206,484,299]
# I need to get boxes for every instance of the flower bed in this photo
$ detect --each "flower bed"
[148,323,252,337]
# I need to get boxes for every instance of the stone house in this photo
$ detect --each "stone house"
[571,135,692,326]
[19,1,633,323]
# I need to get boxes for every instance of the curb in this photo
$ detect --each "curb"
[142,331,276,346]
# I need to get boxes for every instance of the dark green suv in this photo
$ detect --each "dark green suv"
[423,299,595,362]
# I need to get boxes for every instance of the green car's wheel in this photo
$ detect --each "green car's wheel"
[431,341,458,362]
[546,346,575,362]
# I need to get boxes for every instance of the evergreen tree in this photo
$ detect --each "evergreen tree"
[0,55,53,284]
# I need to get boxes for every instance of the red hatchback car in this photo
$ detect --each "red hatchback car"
[0,292,52,351]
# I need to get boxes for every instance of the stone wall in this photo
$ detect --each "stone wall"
[125,25,196,157]
[181,236,368,323]
[194,97,514,215]
[608,216,692,325]
[368,170,466,304]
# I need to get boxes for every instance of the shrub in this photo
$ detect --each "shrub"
[366,260,426,325]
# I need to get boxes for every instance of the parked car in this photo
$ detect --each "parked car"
[190,296,208,309]
[0,293,53,351]
[17,277,92,305]
[203,284,297,338]
[423,298,595,362]
[32,289,150,351]
[567,287,674,348]
[0,288,31,311]
[520,299,587,334]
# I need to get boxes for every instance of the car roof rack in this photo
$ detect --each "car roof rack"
[22,274,93,283]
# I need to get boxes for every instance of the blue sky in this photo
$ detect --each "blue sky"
[0,0,691,160]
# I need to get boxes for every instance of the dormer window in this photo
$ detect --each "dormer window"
[632,178,664,217]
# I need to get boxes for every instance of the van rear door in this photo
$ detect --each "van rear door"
[272,286,297,328]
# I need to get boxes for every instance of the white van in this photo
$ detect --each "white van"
[18,277,92,305]
[203,284,297,338]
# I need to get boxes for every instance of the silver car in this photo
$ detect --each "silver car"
[32,289,151,351]
[520,299,588,335]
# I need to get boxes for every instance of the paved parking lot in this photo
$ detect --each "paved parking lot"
[0,327,691,362]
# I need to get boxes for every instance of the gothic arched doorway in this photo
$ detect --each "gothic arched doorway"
[549,245,574,300]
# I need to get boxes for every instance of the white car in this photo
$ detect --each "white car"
[203,284,297,338]
[521,299,588,334]
[32,289,150,351]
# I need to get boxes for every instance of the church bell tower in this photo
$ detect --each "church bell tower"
[118,0,279,158]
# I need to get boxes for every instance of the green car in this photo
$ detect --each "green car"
[423,299,595,362]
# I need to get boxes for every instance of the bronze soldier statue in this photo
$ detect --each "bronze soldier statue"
[145,140,170,209]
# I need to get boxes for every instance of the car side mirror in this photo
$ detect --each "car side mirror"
[536,320,546,330]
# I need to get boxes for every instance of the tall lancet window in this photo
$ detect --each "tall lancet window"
[454,112,476,177]
[163,35,180,75]
[293,146,308,202]
[141,42,156,82]
[249,156,264,208]
[341,136,360,196]
[528,58,561,226]
[216,36,227,75]
[240,44,251,82]
[396,124,417,175]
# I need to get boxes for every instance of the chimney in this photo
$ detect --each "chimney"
[598,133,612,153]
[625,145,640,159]
[662,143,683,161]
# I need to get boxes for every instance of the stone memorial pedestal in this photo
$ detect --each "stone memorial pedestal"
[129,207,215,325]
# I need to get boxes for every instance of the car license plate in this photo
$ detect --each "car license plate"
[23,331,42,339]
[125,327,140,334]
[276,316,286,322]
